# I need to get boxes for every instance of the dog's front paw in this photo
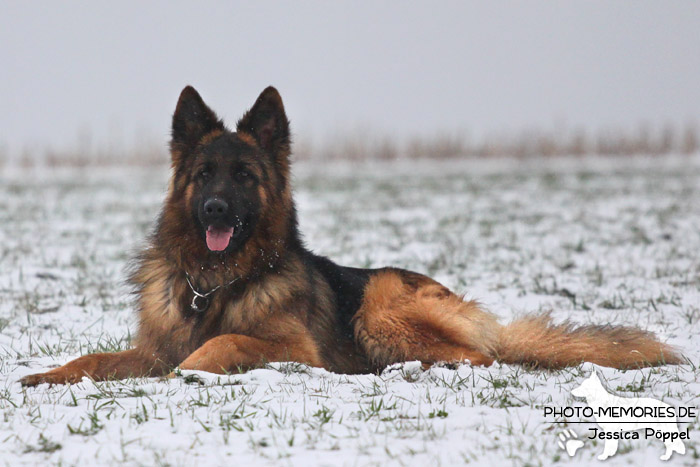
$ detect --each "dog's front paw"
[19,372,55,387]
[19,371,82,387]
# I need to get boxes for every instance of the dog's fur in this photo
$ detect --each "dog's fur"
[20,86,682,387]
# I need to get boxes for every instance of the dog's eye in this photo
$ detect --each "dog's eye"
[235,170,251,183]
[198,169,212,181]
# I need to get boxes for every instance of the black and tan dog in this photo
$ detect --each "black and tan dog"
[20,87,681,386]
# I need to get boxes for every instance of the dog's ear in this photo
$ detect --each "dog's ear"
[236,86,290,156]
[171,86,224,150]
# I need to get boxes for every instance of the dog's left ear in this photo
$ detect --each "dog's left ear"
[237,86,290,155]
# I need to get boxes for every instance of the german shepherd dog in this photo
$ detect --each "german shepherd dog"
[20,87,681,386]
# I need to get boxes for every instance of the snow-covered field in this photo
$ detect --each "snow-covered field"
[1,156,699,466]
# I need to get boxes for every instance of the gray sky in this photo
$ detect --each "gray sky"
[1,1,699,156]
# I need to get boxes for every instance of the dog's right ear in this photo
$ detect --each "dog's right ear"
[171,86,224,151]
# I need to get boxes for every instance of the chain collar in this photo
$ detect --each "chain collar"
[184,271,239,313]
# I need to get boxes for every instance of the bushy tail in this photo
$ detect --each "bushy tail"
[494,314,682,369]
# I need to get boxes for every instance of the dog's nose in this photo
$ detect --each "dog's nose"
[203,198,229,220]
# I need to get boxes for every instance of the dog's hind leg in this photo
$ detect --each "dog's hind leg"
[352,269,498,369]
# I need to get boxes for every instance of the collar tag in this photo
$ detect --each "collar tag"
[191,295,210,313]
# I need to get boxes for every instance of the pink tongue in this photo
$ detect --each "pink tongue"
[206,227,234,251]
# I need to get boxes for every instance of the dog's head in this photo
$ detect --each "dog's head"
[160,86,295,268]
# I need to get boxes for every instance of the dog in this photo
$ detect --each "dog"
[20,86,682,387]
[572,371,686,460]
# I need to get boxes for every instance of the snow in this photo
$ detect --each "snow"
[0,156,698,465]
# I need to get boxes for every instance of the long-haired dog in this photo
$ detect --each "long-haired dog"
[20,86,682,387]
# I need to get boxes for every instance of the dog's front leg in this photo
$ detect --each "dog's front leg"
[176,334,321,374]
[19,348,170,387]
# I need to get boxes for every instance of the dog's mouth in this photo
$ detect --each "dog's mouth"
[205,225,236,252]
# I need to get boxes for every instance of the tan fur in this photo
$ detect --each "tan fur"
[353,269,682,370]
[220,263,305,332]
[178,321,322,374]
[353,270,496,367]
[256,184,268,210]
[130,251,326,374]
[184,183,195,208]
[236,131,257,146]
[18,349,169,386]
[495,314,683,369]
[200,129,224,145]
